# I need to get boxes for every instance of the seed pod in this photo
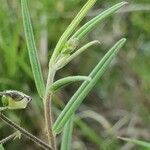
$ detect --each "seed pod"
[0,90,32,110]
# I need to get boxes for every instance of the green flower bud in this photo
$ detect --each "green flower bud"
[61,38,79,54]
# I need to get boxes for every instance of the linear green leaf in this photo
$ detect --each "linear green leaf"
[72,2,128,40]
[118,137,150,148]
[50,0,97,64]
[60,115,74,150]
[53,38,126,134]
[21,0,45,98]
[52,95,104,148]
[50,76,91,91]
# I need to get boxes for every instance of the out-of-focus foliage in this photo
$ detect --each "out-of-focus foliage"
[0,0,150,149]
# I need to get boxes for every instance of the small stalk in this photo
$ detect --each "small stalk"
[0,113,52,150]
[0,131,20,145]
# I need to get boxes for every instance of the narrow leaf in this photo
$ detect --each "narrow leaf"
[50,0,97,64]
[60,115,74,150]
[50,76,91,91]
[72,2,128,40]
[53,38,126,134]
[21,0,45,98]
[118,137,150,148]
[52,94,103,148]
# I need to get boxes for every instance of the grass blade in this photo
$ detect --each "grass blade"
[53,38,126,134]
[75,117,103,148]
[21,0,45,98]
[72,2,128,40]
[60,115,74,150]
[50,0,97,64]
[118,137,150,148]
[50,76,91,91]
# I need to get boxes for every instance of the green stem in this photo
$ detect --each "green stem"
[44,67,57,150]
[0,113,52,150]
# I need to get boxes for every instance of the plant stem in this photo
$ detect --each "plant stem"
[44,67,57,150]
[0,131,20,145]
[0,113,52,150]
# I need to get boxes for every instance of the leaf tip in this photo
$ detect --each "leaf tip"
[123,1,129,5]
[94,40,101,45]
[117,136,127,141]
[121,38,126,43]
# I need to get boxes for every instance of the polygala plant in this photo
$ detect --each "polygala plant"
[0,0,128,149]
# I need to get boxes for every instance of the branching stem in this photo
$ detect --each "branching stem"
[0,113,52,150]
[0,131,20,145]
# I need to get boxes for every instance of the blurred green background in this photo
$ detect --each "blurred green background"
[0,0,150,149]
